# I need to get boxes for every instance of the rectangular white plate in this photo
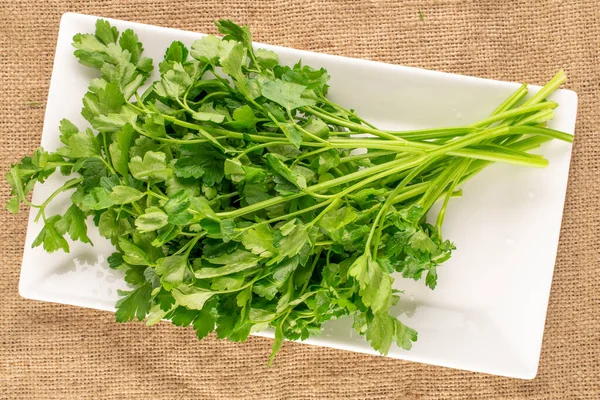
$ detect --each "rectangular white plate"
[19,13,578,379]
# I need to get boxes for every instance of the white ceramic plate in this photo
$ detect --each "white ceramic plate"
[19,13,578,379]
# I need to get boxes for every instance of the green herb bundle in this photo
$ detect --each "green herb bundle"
[6,19,572,362]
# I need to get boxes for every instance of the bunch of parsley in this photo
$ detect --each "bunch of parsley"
[6,19,572,363]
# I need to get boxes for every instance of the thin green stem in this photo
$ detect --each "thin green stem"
[471,102,557,128]
[290,147,332,168]
[194,270,264,294]
[176,97,196,115]
[514,109,555,126]
[33,178,83,222]
[369,159,437,258]
[94,155,116,175]
[523,70,566,107]
[210,191,239,202]
[418,160,463,213]
[146,190,168,201]
[328,137,547,167]
[435,159,471,234]
[304,106,406,141]
[321,97,378,129]
[236,141,290,159]
[385,127,476,141]
[338,150,395,164]
[174,233,205,256]
[101,132,115,173]
[198,91,229,105]
[286,108,330,145]
[488,83,529,118]
[308,155,427,227]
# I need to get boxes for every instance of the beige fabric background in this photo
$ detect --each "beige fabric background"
[1,1,599,399]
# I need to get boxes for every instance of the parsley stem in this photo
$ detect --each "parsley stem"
[304,106,403,141]
[309,156,428,227]
[164,116,275,142]
[320,97,378,129]
[33,178,83,222]
[131,201,143,215]
[128,100,145,114]
[236,141,290,159]
[197,91,229,105]
[157,111,558,167]
[179,231,198,237]
[216,157,407,218]
[101,132,116,174]
[290,147,332,169]
[209,191,239,202]
[523,70,566,107]
[93,155,116,175]
[471,101,557,127]
[435,159,471,234]
[184,234,203,256]
[327,137,548,166]
[489,83,528,116]
[145,190,168,201]
[217,122,565,221]
[368,159,437,257]
[174,233,205,256]
[338,150,395,164]
[391,182,430,203]
[286,108,330,145]
[46,161,75,168]
[315,241,334,246]
[383,126,476,140]
[517,109,555,126]
[117,205,137,218]
[175,97,196,115]
[195,271,263,294]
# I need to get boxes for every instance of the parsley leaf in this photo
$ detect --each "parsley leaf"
[261,79,316,110]
[129,151,173,181]
[115,284,152,322]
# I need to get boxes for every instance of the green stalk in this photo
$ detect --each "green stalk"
[303,106,405,141]
[384,127,476,141]
[320,97,378,129]
[329,137,548,167]
[286,108,330,145]
[472,101,557,127]
[523,70,566,107]
[290,147,332,168]
[33,178,83,222]
[338,150,396,164]
[435,159,471,233]
[307,155,429,227]
[368,159,437,258]
[516,109,555,126]
[489,83,529,116]
[496,70,566,129]
[217,122,565,220]
[236,141,291,159]
[418,161,460,213]
[216,156,416,219]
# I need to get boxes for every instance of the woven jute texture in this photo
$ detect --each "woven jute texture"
[1,1,599,399]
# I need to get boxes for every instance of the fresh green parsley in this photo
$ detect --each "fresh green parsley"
[6,19,572,363]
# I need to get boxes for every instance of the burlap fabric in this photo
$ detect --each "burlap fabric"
[1,1,598,399]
